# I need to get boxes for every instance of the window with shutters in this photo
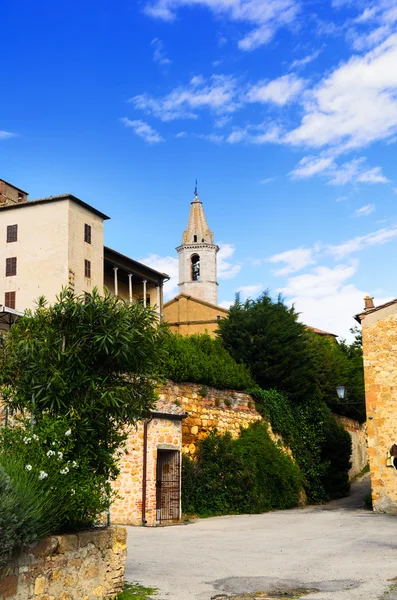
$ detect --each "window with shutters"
[4,291,16,309]
[6,225,18,243]
[84,259,91,279]
[84,224,92,244]
[6,257,17,277]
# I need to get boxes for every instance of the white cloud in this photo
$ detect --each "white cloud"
[214,116,232,128]
[219,299,233,309]
[235,284,263,299]
[197,133,224,144]
[336,195,349,202]
[290,155,335,179]
[285,34,397,151]
[328,226,397,259]
[259,177,275,184]
[0,131,15,140]
[218,243,241,280]
[226,124,282,145]
[279,260,393,339]
[247,74,305,105]
[290,155,389,186]
[289,49,322,71]
[354,203,376,217]
[138,254,179,299]
[143,0,300,51]
[130,74,237,121]
[120,118,164,144]
[268,247,317,275]
[151,38,171,65]
[175,131,187,138]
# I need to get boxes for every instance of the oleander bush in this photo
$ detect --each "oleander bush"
[0,288,166,566]
[182,422,303,516]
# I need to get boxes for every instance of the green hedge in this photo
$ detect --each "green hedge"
[160,333,254,390]
[250,387,352,503]
[182,422,303,516]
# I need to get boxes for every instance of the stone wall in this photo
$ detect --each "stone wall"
[158,381,266,456]
[360,305,397,513]
[334,414,368,480]
[111,416,183,526]
[0,526,126,600]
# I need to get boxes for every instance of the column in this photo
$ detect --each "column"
[143,280,147,307]
[113,267,118,297]
[128,273,133,303]
[156,285,160,316]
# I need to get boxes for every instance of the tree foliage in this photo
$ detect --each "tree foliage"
[218,294,318,402]
[160,332,253,390]
[0,288,166,537]
[182,422,303,516]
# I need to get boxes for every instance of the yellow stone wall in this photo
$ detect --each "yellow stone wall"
[158,381,271,456]
[111,417,182,526]
[0,526,126,600]
[163,294,228,337]
[361,306,397,512]
[333,414,368,480]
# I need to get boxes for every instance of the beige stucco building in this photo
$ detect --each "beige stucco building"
[356,296,397,513]
[0,179,168,313]
[164,190,229,336]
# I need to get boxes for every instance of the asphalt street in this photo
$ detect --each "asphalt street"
[125,475,397,600]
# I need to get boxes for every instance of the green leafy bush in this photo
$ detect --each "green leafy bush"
[250,387,352,503]
[0,288,165,553]
[160,333,253,390]
[182,422,303,516]
[0,456,62,571]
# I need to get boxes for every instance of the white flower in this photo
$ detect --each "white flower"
[57,452,63,460]
[46,450,55,457]
[38,471,48,480]
[52,442,56,446]
[25,464,32,471]
[60,467,69,475]
[70,489,76,496]
[23,437,31,444]
[32,434,39,441]
[65,429,72,436]
[72,461,78,468]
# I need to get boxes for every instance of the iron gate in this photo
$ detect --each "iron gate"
[156,449,181,523]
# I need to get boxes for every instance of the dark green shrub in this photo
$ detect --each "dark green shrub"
[182,422,303,516]
[250,387,352,503]
[160,333,254,390]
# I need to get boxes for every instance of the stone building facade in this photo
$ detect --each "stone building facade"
[0,179,168,314]
[356,297,397,512]
[163,190,229,337]
[111,401,186,526]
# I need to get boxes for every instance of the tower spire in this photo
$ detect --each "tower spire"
[194,178,198,199]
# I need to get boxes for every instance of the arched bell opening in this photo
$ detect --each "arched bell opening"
[191,254,200,281]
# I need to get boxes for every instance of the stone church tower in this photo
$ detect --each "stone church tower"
[177,190,219,305]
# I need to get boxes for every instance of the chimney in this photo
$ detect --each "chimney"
[364,295,375,311]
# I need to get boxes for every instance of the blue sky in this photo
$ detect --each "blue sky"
[2,0,397,338]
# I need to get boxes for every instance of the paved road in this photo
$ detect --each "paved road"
[125,475,397,600]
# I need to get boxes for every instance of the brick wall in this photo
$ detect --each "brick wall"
[111,417,183,526]
[0,526,126,600]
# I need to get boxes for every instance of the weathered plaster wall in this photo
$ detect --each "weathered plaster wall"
[334,414,368,480]
[163,294,228,337]
[0,526,126,600]
[361,307,397,513]
[111,417,182,526]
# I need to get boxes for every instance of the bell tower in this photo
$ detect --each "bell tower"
[177,186,219,305]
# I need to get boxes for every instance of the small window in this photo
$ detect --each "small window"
[84,259,91,279]
[216,315,221,320]
[84,223,92,244]
[17,192,24,202]
[4,291,16,309]
[6,257,17,277]
[194,235,197,242]
[6,225,18,243]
